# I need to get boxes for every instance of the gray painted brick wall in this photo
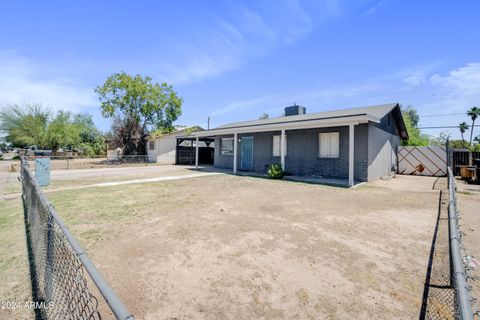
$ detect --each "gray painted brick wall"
[367,122,400,180]
[214,124,370,181]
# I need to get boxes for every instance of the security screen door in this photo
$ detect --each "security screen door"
[241,137,254,171]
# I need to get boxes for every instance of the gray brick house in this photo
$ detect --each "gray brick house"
[192,103,408,186]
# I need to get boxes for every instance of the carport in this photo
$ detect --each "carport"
[176,136,214,165]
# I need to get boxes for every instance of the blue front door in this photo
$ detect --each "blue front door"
[241,136,254,171]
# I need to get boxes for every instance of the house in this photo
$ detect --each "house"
[146,126,205,164]
[191,103,408,186]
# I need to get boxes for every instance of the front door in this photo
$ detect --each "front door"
[241,136,254,171]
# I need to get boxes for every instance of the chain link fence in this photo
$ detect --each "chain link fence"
[21,155,153,171]
[421,168,475,320]
[21,159,133,320]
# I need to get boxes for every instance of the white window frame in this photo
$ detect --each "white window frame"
[272,135,287,157]
[319,132,339,158]
[220,138,234,155]
[149,140,155,150]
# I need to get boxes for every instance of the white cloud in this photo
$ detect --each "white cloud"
[208,62,480,139]
[0,50,97,112]
[403,72,427,86]
[430,63,480,96]
[211,93,282,116]
[365,0,387,14]
[157,1,320,85]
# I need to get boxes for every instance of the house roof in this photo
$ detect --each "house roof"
[147,125,204,140]
[217,103,398,129]
[193,103,408,139]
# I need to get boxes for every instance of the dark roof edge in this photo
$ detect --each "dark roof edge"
[391,104,409,140]
[198,113,370,132]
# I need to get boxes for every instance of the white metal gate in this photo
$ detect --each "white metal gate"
[397,146,447,176]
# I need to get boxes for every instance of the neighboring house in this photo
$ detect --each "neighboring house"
[146,126,204,164]
[191,103,408,186]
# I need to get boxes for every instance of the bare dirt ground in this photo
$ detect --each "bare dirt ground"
[0,163,444,319]
[456,180,480,310]
[44,173,439,320]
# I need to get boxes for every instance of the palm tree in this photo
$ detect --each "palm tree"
[459,122,469,146]
[467,106,480,145]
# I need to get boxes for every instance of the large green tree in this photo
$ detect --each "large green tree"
[46,111,82,150]
[0,103,49,147]
[73,113,107,155]
[404,105,420,127]
[401,106,429,146]
[95,72,183,154]
[0,104,106,155]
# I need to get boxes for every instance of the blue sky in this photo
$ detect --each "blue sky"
[1,0,479,139]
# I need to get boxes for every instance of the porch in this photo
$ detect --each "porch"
[195,165,364,187]
[191,114,374,187]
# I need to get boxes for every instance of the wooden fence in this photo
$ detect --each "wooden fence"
[449,148,480,176]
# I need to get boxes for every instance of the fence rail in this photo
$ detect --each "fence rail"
[447,166,474,320]
[21,159,133,320]
[21,155,153,170]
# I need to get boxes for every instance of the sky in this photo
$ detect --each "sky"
[0,0,479,139]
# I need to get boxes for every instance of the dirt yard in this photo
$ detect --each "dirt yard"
[456,181,480,308]
[50,174,440,319]
[0,164,443,319]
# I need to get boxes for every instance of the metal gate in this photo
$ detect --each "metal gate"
[397,146,447,176]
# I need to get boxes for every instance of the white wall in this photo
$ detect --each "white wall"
[147,135,177,164]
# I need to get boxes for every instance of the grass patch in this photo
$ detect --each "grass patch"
[0,198,33,319]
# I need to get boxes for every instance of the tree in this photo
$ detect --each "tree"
[449,139,470,148]
[0,103,49,147]
[73,113,106,155]
[95,72,183,154]
[46,111,82,150]
[259,113,269,120]
[467,106,480,146]
[458,121,469,146]
[0,104,106,155]
[404,106,419,127]
[401,107,429,146]
[430,132,450,146]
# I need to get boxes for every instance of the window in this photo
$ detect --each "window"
[149,140,155,150]
[220,138,234,155]
[272,135,287,157]
[319,132,339,158]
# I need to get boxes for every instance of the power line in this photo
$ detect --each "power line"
[418,125,480,129]
[419,112,465,117]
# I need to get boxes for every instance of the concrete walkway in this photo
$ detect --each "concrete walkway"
[1,171,219,200]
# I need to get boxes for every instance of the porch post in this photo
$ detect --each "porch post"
[280,129,286,170]
[349,124,354,186]
[233,133,238,174]
[195,136,199,169]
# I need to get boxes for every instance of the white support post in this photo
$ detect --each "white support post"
[280,129,286,170]
[233,133,238,174]
[195,136,199,169]
[349,124,354,187]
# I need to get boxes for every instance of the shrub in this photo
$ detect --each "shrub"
[267,163,284,179]
[12,155,20,160]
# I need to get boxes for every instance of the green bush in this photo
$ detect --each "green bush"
[12,155,20,160]
[267,163,284,179]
